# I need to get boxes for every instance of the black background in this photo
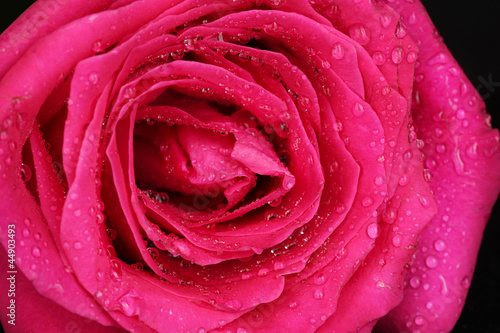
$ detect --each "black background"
[1,0,499,332]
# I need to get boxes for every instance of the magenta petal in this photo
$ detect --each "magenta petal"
[0,250,126,333]
[0,0,116,78]
[376,0,500,332]
[2,0,497,331]
[318,144,436,332]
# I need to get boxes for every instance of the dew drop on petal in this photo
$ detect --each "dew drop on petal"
[425,255,438,268]
[403,149,413,161]
[314,273,326,286]
[414,316,424,326]
[88,72,99,84]
[407,51,418,63]
[353,103,365,117]
[362,197,374,207]
[372,51,386,66]
[331,42,345,60]
[433,239,446,252]
[224,299,242,311]
[436,144,446,154]
[96,269,105,281]
[20,163,32,182]
[367,223,380,239]
[349,24,370,45]
[409,276,421,288]
[380,14,391,28]
[395,22,407,38]
[399,174,409,186]
[32,247,41,257]
[392,235,401,247]
[461,276,471,289]
[313,288,324,300]
[391,47,403,64]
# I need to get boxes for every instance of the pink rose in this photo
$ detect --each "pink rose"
[1,0,499,332]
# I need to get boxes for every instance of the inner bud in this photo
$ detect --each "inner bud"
[133,121,257,213]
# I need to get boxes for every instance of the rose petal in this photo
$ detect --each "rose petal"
[376,0,500,332]
[0,250,126,333]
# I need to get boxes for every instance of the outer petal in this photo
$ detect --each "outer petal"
[0,0,117,78]
[0,247,126,333]
[377,1,500,332]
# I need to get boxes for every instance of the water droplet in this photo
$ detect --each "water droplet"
[73,242,82,249]
[314,273,326,286]
[425,157,437,169]
[265,210,278,221]
[119,294,138,317]
[321,60,331,69]
[425,255,438,268]
[147,247,159,260]
[22,228,30,238]
[88,73,99,84]
[367,223,380,239]
[123,86,136,99]
[96,269,105,281]
[335,247,347,259]
[395,21,407,38]
[399,174,409,186]
[380,14,392,28]
[335,203,346,214]
[20,163,32,182]
[408,12,417,25]
[436,144,446,154]
[274,261,284,270]
[32,246,41,257]
[110,260,122,282]
[362,197,374,207]
[372,51,386,66]
[409,276,421,288]
[269,196,282,207]
[418,195,431,208]
[349,24,370,45]
[461,276,471,288]
[439,275,449,295]
[428,52,447,66]
[313,288,324,300]
[423,169,433,182]
[456,109,466,119]
[414,316,424,326]
[258,268,269,277]
[374,175,384,186]
[392,235,401,247]
[433,239,446,252]
[224,299,242,310]
[391,47,403,64]
[289,301,298,309]
[331,42,345,60]
[403,149,413,161]
[383,209,396,224]
[284,178,294,190]
[131,262,144,271]
[91,40,103,53]
[353,103,365,117]
[406,51,418,63]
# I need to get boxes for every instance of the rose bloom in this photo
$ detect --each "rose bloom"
[0,0,499,332]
